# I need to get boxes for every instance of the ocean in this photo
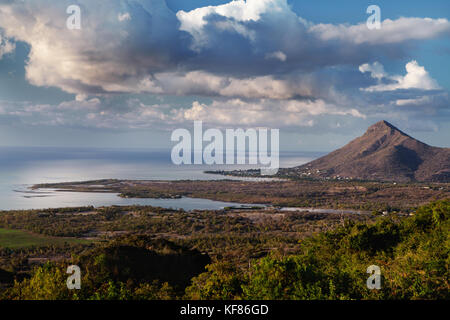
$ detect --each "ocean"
[0,147,322,211]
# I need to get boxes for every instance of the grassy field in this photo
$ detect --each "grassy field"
[0,228,89,249]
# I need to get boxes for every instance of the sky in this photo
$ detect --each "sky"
[0,0,449,151]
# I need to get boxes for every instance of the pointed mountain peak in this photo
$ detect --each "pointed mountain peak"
[365,120,409,137]
[369,120,397,130]
[290,120,450,182]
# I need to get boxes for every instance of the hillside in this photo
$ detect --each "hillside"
[282,120,450,182]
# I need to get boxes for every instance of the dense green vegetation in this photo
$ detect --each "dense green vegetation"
[186,199,449,299]
[0,199,448,300]
[1,238,188,300]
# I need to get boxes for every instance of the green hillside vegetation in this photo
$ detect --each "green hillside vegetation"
[1,199,448,300]
[2,238,208,300]
[186,199,449,300]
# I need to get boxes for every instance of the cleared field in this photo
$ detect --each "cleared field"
[0,228,89,249]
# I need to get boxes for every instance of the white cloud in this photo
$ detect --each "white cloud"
[135,71,318,100]
[178,98,365,128]
[394,92,448,109]
[0,95,366,130]
[177,0,283,49]
[265,51,287,62]
[0,0,448,97]
[395,96,432,106]
[118,12,131,22]
[0,0,182,95]
[359,62,386,80]
[360,60,440,92]
[310,17,450,45]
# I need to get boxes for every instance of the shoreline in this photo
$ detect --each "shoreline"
[27,178,450,213]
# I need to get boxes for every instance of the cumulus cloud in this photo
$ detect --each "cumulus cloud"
[0,0,185,94]
[177,0,292,50]
[357,60,448,121]
[360,60,440,92]
[359,62,386,80]
[177,2,450,76]
[0,0,449,96]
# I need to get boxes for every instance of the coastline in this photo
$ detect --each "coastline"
[28,178,450,213]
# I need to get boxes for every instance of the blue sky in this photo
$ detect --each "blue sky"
[0,0,449,151]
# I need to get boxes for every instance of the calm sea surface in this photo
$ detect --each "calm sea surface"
[0,147,323,211]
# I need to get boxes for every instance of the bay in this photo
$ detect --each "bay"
[0,147,322,211]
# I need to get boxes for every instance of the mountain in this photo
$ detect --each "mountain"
[283,120,450,182]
